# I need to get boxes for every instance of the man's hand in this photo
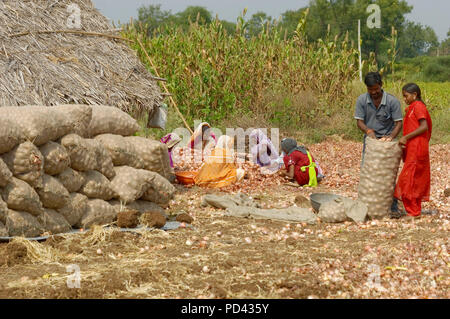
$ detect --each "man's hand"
[366,129,377,139]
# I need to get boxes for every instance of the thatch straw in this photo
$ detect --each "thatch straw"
[79,224,119,246]
[0,0,162,120]
[11,237,64,264]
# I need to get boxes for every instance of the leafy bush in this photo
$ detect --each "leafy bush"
[391,55,450,82]
[424,56,450,82]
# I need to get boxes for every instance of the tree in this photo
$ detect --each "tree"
[220,20,237,35]
[424,56,450,81]
[292,0,413,64]
[343,0,411,60]
[305,0,356,40]
[279,8,308,38]
[397,21,439,58]
[247,11,273,37]
[136,4,173,35]
[175,6,213,30]
[436,28,450,56]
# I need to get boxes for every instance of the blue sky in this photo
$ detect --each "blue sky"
[91,0,449,41]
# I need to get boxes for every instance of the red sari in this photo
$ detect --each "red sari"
[394,101,432,216]
[283,150,318,186]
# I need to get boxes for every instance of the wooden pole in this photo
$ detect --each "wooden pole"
[136,37,193,135]
[358,20,363,82]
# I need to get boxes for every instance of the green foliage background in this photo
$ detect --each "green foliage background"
[126,4,449,145]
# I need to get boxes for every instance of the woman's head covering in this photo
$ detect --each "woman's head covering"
[281,138,307,155]
[189,122,217,149]
[216,135,234,150]
[160,133,182,149]
[249,129,264,145]
[249,129,279,166]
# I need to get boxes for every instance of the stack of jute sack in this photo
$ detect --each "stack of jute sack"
[0,105,175,238]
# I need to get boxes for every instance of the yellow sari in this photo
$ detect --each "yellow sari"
[193,136,237,188]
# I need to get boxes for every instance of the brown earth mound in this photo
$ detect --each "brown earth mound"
[176,213,194,224]
[6,241,28,266]
[117,210,140,228]
[140,211,166,228]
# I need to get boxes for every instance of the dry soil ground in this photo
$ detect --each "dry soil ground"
[0,139,448,299]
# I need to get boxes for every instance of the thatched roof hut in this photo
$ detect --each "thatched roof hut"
[0,0,162,120]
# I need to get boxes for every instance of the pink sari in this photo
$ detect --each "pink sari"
[160,133,181,167]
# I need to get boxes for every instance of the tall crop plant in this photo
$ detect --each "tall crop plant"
[124,11,360,130]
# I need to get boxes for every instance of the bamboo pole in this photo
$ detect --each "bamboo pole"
[9,30,133,42]
[136,37,193,135]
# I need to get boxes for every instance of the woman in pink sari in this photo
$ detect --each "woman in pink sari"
[160,133,182,168]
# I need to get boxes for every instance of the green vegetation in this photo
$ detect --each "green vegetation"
[134,1,446,63]
[388,56,450,83]
[126,4,449,145]
[125,11,360,141]
[136,5,218,35]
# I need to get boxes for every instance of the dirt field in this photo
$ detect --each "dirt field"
[0,140,448,299]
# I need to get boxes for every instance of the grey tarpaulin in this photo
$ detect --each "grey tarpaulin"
[203,193,318,224]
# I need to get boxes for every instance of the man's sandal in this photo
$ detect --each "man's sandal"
[390,210,406,219]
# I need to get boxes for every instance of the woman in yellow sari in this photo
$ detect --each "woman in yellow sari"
[194,135,245,188]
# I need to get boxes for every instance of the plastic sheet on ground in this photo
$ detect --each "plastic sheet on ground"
[0,221,193,242]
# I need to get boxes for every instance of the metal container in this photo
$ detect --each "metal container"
[310,193,344,212]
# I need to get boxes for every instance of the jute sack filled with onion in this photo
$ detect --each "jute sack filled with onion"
[88,105,140,137]
[358,138,401,219]
[0,158,13,187]
[1,141,44,188]
[124,136,173,180]
[5,209,44,238]
[0,106,72,146]
[39,141,71,176]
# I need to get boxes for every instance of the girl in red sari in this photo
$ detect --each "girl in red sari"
[394,83,432,219]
